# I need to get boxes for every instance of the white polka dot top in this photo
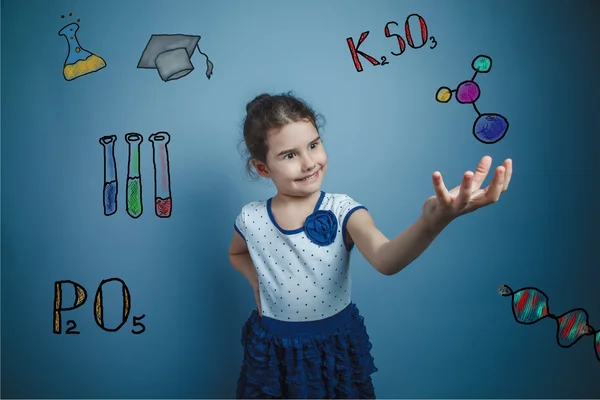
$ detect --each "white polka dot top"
[234,192,366,322]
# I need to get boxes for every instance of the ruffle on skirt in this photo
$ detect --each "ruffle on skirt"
[236,303,377,399]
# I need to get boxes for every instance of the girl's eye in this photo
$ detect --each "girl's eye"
[284,153,295,159]
[310,142,318,149]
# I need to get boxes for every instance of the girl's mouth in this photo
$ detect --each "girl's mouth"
[296,170,319,182]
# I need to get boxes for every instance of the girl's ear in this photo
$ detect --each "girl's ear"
[252,159,271,178]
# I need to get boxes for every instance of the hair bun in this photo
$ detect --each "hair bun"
[246,93,271,113]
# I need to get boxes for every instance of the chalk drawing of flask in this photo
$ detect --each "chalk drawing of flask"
[99,135,118,216]
[58,23,106,81]
[149,132,172,218]
[125,133,143,219]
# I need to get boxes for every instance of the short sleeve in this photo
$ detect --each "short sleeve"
[336,194,367,251]
[234,206,247,241]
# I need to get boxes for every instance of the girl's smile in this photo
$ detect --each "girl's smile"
[296,169,320,182]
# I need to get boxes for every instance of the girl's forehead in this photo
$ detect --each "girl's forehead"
[268,121,317,148]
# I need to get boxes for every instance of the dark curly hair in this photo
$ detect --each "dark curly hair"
[238,91,325,179]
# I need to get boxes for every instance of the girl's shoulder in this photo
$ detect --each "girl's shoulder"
[242,199,267,208]
[237,199,267,215]
[321,192,362,209]
[319,193,366,223]
[325,192,358,201]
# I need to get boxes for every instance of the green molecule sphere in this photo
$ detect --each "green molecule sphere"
[472,55,492,73]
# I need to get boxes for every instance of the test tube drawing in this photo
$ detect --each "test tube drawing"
[99,135,118,216]
[125,133,143,219]
[149,132,172,218]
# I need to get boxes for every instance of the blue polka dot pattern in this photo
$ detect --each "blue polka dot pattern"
[234,192,367,321]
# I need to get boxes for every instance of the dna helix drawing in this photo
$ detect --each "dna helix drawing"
[499,284,600,362]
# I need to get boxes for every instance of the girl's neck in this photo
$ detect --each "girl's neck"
[272,190,322,209]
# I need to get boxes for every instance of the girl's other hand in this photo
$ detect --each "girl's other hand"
[422,156,512,226]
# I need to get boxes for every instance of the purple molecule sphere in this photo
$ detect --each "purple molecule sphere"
[473,113,508,144]
[456,81,480,104]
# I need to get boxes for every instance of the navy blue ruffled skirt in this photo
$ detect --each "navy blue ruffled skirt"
[236,302,377,399]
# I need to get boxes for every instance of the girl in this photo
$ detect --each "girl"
[229,92,512,398]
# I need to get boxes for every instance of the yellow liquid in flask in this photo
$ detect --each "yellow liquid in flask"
[59,22,106,81]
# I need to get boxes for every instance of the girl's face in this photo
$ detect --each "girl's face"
[254,120,328,198]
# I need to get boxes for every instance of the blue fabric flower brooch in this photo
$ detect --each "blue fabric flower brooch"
[304,210,338,246]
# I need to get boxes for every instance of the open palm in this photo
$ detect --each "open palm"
[422,156,513,225]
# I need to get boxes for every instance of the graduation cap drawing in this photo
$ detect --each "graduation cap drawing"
[137,34,214,82]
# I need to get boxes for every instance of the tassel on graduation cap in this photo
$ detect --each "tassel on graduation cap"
[137,34,214,82]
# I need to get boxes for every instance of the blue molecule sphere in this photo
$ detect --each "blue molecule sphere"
[472,55,492,73]
[473,113,508,144]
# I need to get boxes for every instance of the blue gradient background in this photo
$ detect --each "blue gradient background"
[2,0,599,398]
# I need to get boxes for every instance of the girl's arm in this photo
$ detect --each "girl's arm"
[345,157,511,276]
[345,209,450,276]
[228,231,259,289]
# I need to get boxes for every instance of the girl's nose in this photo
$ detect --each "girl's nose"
[302,156,316,171]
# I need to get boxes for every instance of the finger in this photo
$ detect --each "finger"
[469,188,485,200]
[502,159,513,192]
[472,156,492,191]
[448,185,460,197]
[485,166,505,202]
[454,171,474,211]
[432,172,452,207]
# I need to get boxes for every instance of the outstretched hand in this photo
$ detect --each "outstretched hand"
[422,156,512,226]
